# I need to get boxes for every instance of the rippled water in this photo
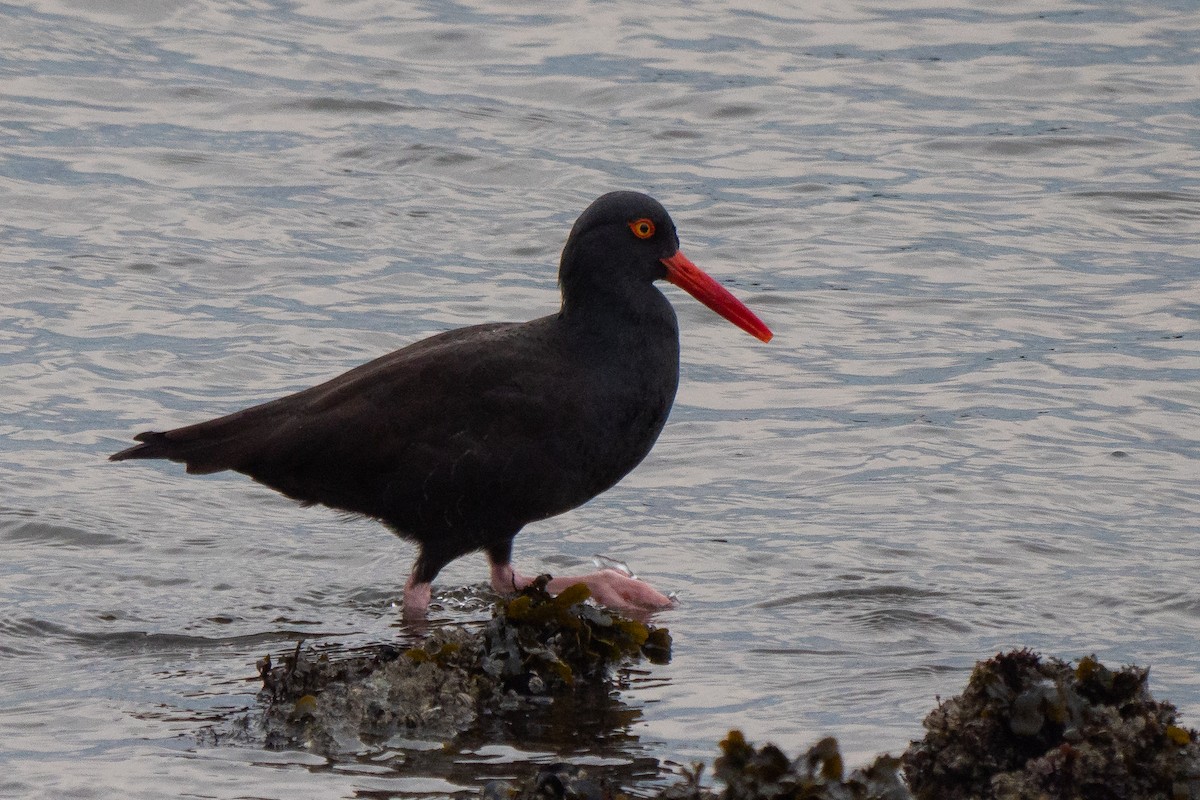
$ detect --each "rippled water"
[3,0,1200,796]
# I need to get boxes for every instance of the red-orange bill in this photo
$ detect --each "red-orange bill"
[661,251,773,343]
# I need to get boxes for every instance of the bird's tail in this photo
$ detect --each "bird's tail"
[109,432,180,463]
[108,404,280,475]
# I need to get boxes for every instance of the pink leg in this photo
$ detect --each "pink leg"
[490,561,673,612]
[403,572,432,620]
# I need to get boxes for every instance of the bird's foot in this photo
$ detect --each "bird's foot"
[550,569,674,611]
[491,562,673,612]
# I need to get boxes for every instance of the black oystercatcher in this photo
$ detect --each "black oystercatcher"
[110,192,772,618]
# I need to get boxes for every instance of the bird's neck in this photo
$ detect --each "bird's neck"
[557,279,679,344]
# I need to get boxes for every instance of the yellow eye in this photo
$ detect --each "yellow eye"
[628,218,656,239]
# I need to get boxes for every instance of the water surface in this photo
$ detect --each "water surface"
[3,1,1200,796]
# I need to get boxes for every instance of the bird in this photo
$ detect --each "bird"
[110,191,772,619]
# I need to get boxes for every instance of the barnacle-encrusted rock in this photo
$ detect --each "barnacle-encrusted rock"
[649,648,1200,800]
[902,650,1200,799]
[245,611,1200,800]
[255,577,671,755]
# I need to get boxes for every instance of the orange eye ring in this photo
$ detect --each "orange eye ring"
[628,218,656,239]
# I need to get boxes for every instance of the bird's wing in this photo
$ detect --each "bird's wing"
[110,318,597,522]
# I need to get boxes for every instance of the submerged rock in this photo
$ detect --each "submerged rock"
[485,732,909,800]
[484,763,623,800]
[255,577,671,755]
[699,730,911,800]
[902,649,1200,799]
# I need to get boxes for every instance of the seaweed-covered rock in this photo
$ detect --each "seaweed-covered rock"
[244,621,1200,800]
[255,577,671,755]
[902,650,1200,799]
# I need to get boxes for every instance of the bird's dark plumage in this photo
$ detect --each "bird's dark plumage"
[110,191,771,617]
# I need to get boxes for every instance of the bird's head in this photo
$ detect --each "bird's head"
[559,191,772,343]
